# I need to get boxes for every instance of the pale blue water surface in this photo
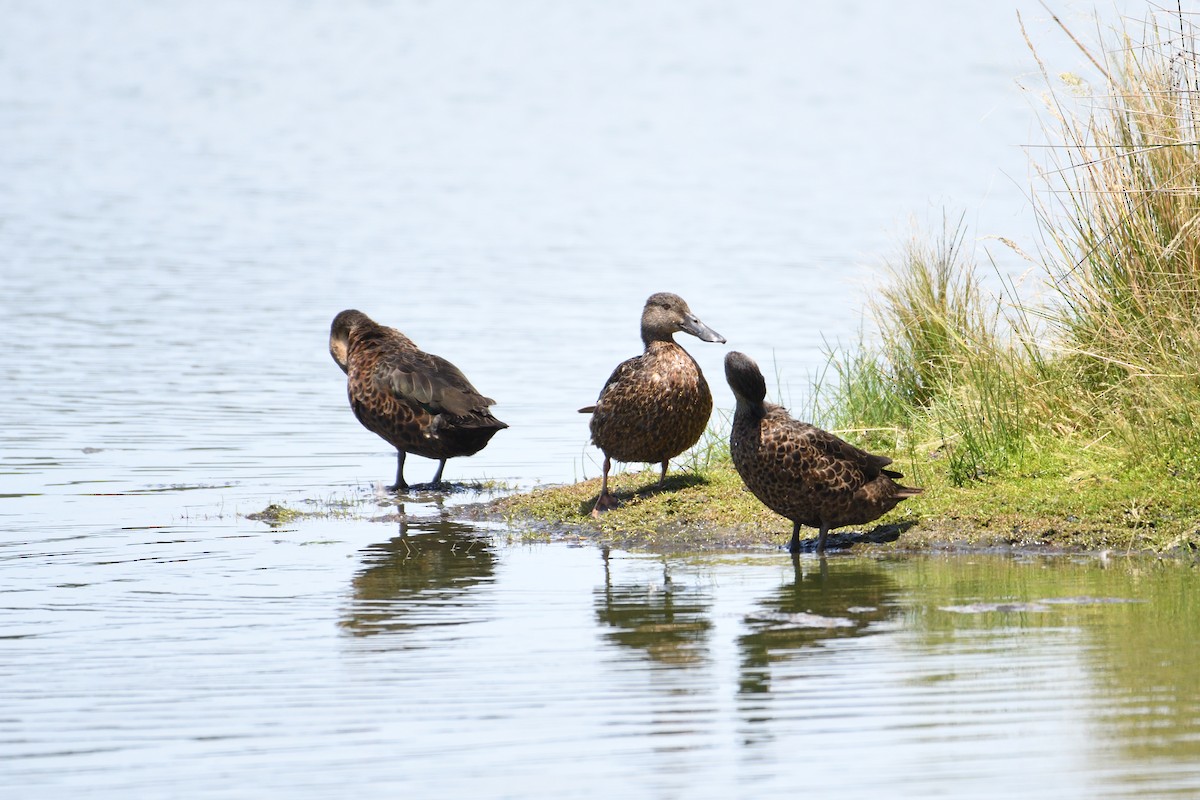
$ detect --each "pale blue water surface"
[3,1,1198,797]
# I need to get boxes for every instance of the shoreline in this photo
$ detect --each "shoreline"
[475,465,1200,559]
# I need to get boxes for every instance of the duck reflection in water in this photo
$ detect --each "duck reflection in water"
[595,553,713,667]
[341,509,496,641]
[738,556,899,695]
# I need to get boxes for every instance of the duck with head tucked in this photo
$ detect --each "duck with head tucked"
[329,309,507,491]
[580,292,726,516]
[724,350,922,554]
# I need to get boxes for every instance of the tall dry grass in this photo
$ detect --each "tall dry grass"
[825,6,1200,484]
[1031,7,1200,468]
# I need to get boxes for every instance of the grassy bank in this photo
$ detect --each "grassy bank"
[489,459,1199,554]
[493,8,1200,556]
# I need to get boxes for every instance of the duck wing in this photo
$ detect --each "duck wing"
[579,354,643,414]
[796,422,898,482]
[374,348,495,417]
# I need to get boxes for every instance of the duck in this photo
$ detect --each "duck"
[580,292,726,516]
[329,309,507,491]
[724,350,922,553]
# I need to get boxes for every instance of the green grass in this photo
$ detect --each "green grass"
[492,466,786,550]
[812,6,1200,550]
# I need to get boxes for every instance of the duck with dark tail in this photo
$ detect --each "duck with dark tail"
[724,350,922,553]
[329,309,507,491]
[580,292,726,516]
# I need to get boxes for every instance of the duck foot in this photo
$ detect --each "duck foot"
[786,539,842,554]
[591,492,620,517]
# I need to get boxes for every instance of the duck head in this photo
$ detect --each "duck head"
[725,351,767,408]
[640,292,726,346]
[329,309,374,374]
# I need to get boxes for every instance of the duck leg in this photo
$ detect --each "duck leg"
[592,456,619,516]
[786,522,830,554]
[430,458,447,488]
[388,450,409,493]
[816,524,830,554]
[787,521,802,553]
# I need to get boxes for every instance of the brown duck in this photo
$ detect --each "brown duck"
[725,351,922,553]
[580,292,725,515]
[329,309,507,491]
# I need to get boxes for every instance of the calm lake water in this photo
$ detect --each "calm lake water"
[4,0,1196,797]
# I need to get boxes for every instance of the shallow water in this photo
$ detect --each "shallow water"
[6,513,1200,798]
[4,0,1196,797]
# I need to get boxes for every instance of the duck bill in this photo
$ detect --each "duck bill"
[681,315,726,344]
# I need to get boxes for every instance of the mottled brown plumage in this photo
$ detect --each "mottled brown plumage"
[725,351,922,553]
[329,309,507,491]
[580,293,726,515]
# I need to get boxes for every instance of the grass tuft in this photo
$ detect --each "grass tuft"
[817,6,1200,540]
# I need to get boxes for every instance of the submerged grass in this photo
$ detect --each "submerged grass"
[244,480,513,528]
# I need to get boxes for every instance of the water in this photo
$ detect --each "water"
[7,520,1199,798]
[3,0,1196,797]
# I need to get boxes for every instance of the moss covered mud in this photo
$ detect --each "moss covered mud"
[479,464,1200,557]
[238,464,1200,558]
[243,481,511,528]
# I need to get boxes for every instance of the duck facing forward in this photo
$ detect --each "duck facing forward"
[329,309,507,491]
[725,351,922,553]
[580,292,726,516]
